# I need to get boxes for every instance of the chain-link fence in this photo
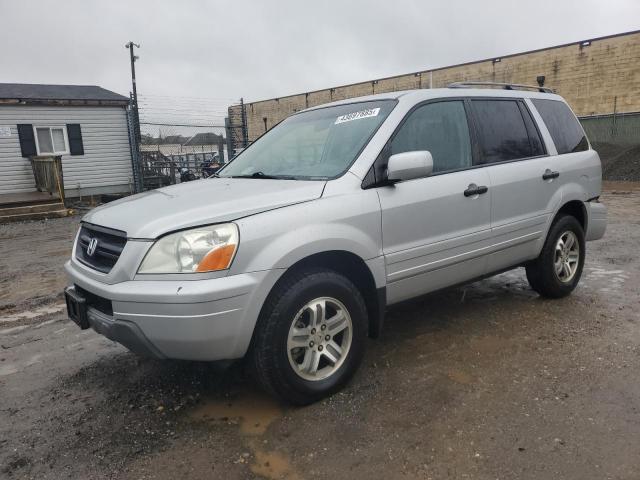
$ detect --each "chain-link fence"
[139,124,228,189]
[129,94,235,191]
[579,112,640,181]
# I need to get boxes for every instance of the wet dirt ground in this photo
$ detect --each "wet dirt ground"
[1,183,639,480]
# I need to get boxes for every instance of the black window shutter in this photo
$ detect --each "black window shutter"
[17,124,37,157]
[66,124,84,155]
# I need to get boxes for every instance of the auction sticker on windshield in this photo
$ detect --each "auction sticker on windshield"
[335,108,380,124]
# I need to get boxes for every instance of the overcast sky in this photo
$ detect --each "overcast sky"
[1,0,638,113]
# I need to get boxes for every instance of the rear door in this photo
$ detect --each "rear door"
[469,98,559,273]
[376,99,493,304]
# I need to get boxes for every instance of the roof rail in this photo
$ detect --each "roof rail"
[448,81,554,93]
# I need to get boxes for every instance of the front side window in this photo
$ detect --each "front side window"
[34,126,68,155]
[219,100,396,180]
[532,98,588,154]
[390,100,472,173]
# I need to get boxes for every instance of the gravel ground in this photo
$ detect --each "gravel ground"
[0,216,78,314]
[1,183,639,480]
[596,143,640,182]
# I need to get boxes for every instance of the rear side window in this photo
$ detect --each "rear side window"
[471,100,537,164]
[390,100,472,173]
[532,99,588,154]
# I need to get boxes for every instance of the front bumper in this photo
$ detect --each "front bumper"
[75,297,166,358]
[64,260,282,361]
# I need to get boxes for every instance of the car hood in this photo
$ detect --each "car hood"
[83,177,326,238]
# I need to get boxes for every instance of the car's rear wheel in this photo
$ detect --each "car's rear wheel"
[526,214,585,298]
[250,268,367,405]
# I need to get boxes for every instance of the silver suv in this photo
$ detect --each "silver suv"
[65,84,607,404]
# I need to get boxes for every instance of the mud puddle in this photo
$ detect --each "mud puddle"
[189,389,283,436]
[251,449,301,480]
[189,389,300,479]
[447,369,476,385]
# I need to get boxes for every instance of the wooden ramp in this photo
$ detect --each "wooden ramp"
[0,191,69,224]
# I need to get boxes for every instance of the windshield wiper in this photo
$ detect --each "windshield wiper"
[230,172,296,180]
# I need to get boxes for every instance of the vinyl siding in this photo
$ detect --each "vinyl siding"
[0,105,133,195]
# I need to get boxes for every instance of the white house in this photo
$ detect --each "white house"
[0,83,135,201]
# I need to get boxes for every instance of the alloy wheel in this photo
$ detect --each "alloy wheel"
[554,230,580,283]
[286,297,353,381]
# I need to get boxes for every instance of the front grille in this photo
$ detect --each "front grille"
[76,223,127,273]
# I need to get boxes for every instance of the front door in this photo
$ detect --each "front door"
[376,100,493,304]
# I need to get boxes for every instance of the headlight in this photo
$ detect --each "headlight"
[138,223,239,274]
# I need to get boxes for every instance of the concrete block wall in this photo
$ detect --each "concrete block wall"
[229,30,640,144]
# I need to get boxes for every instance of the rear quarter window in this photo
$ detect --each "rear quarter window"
[532,99,588,154]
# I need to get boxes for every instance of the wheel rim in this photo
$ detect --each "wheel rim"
[286,297,353,382]
[554,230,580,283]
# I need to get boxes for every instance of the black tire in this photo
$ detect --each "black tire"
[249,268,368,405]
[526,214,586,298]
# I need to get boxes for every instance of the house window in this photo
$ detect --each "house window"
[34,126,69,155]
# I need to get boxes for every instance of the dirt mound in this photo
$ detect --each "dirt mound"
[593,142,640,182]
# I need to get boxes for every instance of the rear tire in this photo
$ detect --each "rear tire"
[250,268,368,405]
[526,214,585,298]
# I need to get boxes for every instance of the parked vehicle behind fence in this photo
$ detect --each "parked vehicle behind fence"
[64,83,607,404]
[200,159,224,178]
[178,167,198,182]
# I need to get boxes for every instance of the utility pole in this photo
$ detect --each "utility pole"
[125,41,141,146]
[125,41,142,192]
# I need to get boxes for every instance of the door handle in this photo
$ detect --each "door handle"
[464,184,488,197]
[542,169,560,180]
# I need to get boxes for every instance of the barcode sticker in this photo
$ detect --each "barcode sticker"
[335,108,380,124]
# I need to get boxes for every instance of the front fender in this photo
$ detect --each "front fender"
[230,190,383,276]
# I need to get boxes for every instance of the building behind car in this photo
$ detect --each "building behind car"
[227,30,640,181]
[0,83,134,211]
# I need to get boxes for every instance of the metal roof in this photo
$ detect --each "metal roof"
[0,83,129,104]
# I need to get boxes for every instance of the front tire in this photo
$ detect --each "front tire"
[250,268,368,405]
[526,214,585,298]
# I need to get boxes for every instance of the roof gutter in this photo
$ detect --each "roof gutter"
[0,98,130,107]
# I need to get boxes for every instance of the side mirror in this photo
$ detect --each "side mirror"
[386,151,434,183]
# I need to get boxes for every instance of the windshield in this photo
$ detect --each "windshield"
[219,100,396,180]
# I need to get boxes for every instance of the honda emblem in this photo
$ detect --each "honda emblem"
[86,238,99,257]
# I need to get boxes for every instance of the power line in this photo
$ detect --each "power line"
[138,109,229,116]
[138,94,238,103]
[138,103,230,112]
[140,111,227,118]
[138,100,229,106]
[140,118,226,125]
[139,93,238,99]
[138,101,229,107]
[139,121,227,128]
[138,102,232,110]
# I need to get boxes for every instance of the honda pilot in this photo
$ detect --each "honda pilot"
[65,83,607,405]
